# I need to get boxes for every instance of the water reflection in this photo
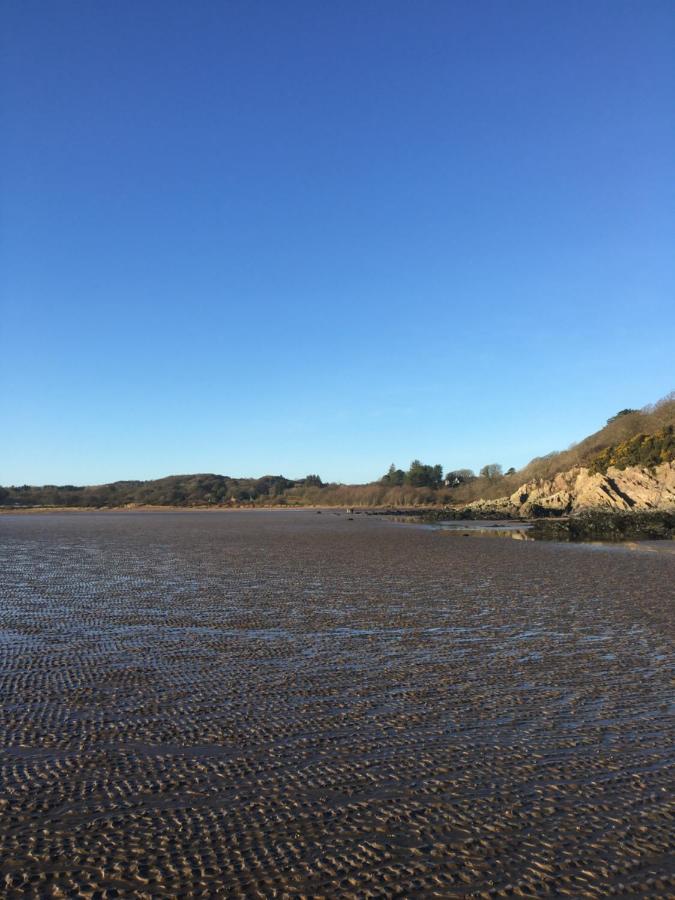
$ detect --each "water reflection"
[388,516,675,551]
[389,517,534,540]
[436,521,534,540]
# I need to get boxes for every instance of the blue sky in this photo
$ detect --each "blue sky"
[2,1,673,485]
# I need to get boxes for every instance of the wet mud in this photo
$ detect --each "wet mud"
[0,511,673,898]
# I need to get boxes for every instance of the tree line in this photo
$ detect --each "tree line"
[0,462,513,508]
[380,460,510,488]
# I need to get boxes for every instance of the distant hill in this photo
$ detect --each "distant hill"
[2,392,673,511]
[0,473,298,509]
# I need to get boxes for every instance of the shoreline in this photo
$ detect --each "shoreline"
[2,504,673,543]
[0,504,334,514]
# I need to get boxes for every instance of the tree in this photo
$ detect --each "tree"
[607,408,638,424]
[445,469,475,486]
[304,474,323,487]
[405,460,443,487]
[381,464,405,485]
[480,463,503,480]
[505,467,516,476]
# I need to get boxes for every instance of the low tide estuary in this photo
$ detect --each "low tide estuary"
[0,511,673,897]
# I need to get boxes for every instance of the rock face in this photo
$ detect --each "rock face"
[470,462,675,516]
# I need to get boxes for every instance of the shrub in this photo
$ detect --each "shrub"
[588,426,675,474]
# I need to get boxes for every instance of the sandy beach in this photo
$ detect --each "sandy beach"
[0,510,673,897]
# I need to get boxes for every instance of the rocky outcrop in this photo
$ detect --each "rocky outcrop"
[468,461,675,517]
[530,510,675,541]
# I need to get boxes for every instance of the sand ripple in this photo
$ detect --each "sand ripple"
[0,511,673,897]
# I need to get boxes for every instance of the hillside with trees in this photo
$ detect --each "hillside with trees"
[2,393,673,510]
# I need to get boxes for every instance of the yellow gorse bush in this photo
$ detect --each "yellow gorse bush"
[589,426,675,475]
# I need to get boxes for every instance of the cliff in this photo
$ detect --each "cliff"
[468,461,675,517]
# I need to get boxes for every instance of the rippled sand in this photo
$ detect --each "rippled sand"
[0,511,673,898]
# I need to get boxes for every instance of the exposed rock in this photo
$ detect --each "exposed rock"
[530,510,675,541]
[467,461,675,517]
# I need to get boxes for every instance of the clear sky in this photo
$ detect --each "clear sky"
[1,1,673,486]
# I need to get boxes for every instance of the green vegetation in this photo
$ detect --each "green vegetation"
[1,474,296,509]
[381,460,444,488]
[303,474,324,488]
[606,408,638,424]
[588,426,675,475]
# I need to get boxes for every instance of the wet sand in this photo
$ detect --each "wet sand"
[0,510,673,898]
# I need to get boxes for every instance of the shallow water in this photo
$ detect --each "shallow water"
[0,510,673,897]
[389,515,675,549]
[388,516,536,540]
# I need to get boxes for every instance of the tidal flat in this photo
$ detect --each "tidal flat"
[0,511,673,898]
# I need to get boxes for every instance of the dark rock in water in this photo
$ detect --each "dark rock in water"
[526,504,564,519]
[374,506,674,542]
[531,510,675,542]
